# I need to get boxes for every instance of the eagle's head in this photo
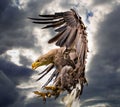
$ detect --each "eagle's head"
[32,54,54,70]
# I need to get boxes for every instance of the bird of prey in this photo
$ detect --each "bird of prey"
[30,9,88,104]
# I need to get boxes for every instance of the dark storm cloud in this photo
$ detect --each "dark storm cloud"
[0,58,33,85]
[80,5,120,107]
[0,71,18,107]
[0,0,12,14]
[1,0,120,107]
[0,1,63,107]
[0,2,35,54]
[19,55,32,67]
[0,58,34,107]
[0,57,63,107]
[24,98,63,107]
[0,0,53,55]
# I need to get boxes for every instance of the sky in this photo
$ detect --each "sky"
[0,0,120,107]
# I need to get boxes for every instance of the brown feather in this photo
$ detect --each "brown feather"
[36,64,54,81]
[48,29,66,43]
[42,70,58,88]
[28,17,54,20]
[32,19,64,24]
[56,27,71,46]
[55,25,67,32]
[39,14,56,17]
[42,20,65,29]
[65,28,77,47]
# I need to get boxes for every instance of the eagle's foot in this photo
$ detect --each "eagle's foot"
[34,91,47,102]
[45,86,57,91]
[45,86,62,93]
[45,86,62,98]
[34,86,63,101]
[33,89,61,100]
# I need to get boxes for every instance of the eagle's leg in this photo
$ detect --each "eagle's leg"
[45,86,57,91]
[34,91,47,102]
[33,87,62,100]
[45,86,62,93]
[45,86,63,98]
[34,91,56,101]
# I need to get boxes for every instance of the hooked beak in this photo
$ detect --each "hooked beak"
[32,62,41,70]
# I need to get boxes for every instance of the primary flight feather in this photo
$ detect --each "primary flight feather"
[30,9,88,104]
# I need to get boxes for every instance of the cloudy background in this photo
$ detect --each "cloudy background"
[0,0,120,107]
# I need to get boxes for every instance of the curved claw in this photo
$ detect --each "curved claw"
[45,86,57,91]
[34,86,63,101]
[34,91,47,102]
[34,91,46,96]
[45,86,62,99]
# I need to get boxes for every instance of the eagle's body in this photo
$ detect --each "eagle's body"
[32,48,76,87]
[30,9,88,105]
[32,47,75,70]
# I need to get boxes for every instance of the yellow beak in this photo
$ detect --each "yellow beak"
[32,62,41,70]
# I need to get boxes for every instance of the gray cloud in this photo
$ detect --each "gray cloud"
[0,57,63,107]
[0,0,64,107]
[19,55,32,67]
[0,0,54,55]
[92,0,113,6]
[0,3,35,54]
[24,98,63,107]
[0,0,120,107]
[80,4,120,107]
[0,58,33,85]
[26,0,53,15]
[0,71,18,107]
[0,0,12,14]
[59,0,74,9]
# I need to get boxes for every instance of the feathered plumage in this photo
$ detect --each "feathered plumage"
[30,9,88,104]
[30,9,88,63]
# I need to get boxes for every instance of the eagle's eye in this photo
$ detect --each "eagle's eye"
[36,59,40,62]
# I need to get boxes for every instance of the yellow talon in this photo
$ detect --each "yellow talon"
[34,91,53,97]
[34,91,46,97]
[33,86,63,100]
[45,86,57,91]
[33,91,47,102]
[46,92,52,97]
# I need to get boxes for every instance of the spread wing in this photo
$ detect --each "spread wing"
[31,9,88,101]
[29,8,88,66]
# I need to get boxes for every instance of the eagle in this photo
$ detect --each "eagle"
[30,9,88,105]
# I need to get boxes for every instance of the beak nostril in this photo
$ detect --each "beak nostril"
[31,61,41,70]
